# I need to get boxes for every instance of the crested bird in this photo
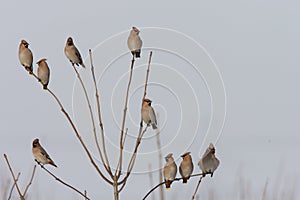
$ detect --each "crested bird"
[198,143,220,177]
[37,58,50,89]
[32,138,57,167]
[127,26,142,58]
[18,39,33,74]
[142,98,158,129]
[64,37,86,68]
[179,152,193,183]
[163,153,177,189]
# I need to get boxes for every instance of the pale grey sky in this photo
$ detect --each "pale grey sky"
[0,0,299,199]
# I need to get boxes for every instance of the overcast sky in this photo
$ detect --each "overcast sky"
[0,0,299,199]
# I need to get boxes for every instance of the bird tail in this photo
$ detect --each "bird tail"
[25,66,33,75]
[49,161,57,167]
[152,123,158,130]
[80,62,86,68]
[43,85,48,90]
[135,51,141,58]
[182,178,187,183]
[165,181,172,190]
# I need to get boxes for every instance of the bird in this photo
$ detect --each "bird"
[127,26,142,58]
[179,152,193,183]
[37,58,50,89]
[198,143,220,177]
[18,39,33,74]
[142,98,158,129]
[163,153,177,190]
[32,138,57,167]
[64,37,86,68]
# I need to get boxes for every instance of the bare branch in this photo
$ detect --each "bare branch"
[115,128,128,173]
[142,172,208,200]
[3,154,24,200]
[118,126,148,188]
[142,51,153,100]
[89,49,112,174]
[24,69,113,185]
[118,51,153,187]
[143,181,164,200]
[116,55,136,178]
[23,165,36,197]
[191,176,204,200]
[36,161,90,200]
[22,70,112,185]
[8,172,20,200]
[122,128,128,147]
[72,65,112,177]
[45,87,112,185]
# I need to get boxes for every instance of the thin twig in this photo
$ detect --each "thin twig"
[118,52,153,190]
[45,87,112,185]
[191,176,204,200]
[143,51,153,100]
[8,172,20,200]
[122,128,128,147]
[24,68,112,184]
[3,154,24,200]
[89,49,112,176]
[116,55,135,178]
[118,126,148,189]
[73,65,111,176]
[143,182,164,200]
[118,51,153,187]
[36,162,90,200]
[142,172,208,200]
[23,165,36,197]
[115,128,129,173]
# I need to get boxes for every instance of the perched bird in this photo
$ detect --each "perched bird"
[179,152,193,183]
[18,39,33,74]
[37,58,50,89]
[163,153,177,190]
[142,98,158,129]
[127,26,142,58]
[64,37,86,68]
[32,138,57,167]
[198,143,220,177]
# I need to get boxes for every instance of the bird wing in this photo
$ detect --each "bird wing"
[40,147,52,161]
[137,37,142,49]
[214,157,220,170]
[150,107,157,125]
[75,48,83,62]
[179,165,183,176]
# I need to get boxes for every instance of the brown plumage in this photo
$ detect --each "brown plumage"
[37,58,50,89]
[198,143,220,177]
[64,37,86,68]
[32,138,57,167]
[142,98,158,129]
[179,152,193,183]
[18,39,33,74]
[127,27,142,58]
[163,153,177,189]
